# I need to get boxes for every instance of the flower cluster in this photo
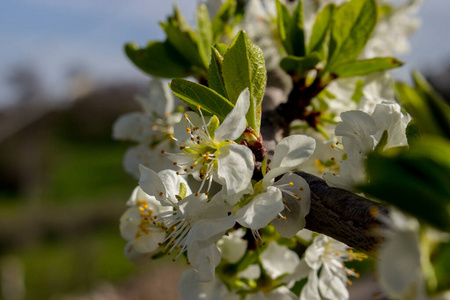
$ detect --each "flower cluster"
[112,0,450,299]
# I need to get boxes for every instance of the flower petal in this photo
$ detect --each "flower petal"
[261,242,300,278]
[217,143,254,197]
[265,135,315,183]
[214,88,250,141]
[318,264,349,300]
[271,173,311,238]
[188,242,222,282]
[236,186,283,230]
[138,165,168,204]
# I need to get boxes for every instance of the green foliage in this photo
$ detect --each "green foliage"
[196,4,213,68]
[276,0,306,56]
[327,0,378,71]
[222,30,267,134]
[124,42,191,78]
[396,72,450,139]
[351,79,365,103]
[208,47,228,98]
[279,53,321,76]
[125,3,238,80]
[212,0,236,42]
[170,79,234,120]
[360,137,450,232]
[331,57,403,78]
[160,6,205,69]
[307,4,336,59]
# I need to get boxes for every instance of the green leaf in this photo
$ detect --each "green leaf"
[327,0,377,70]
[308,4,335,58]
[124,41,190,78]
[196,4,213,69]
[222,31,267,134]
[276,0,305,56]
[351,79,365,103]
[405,119,422,147]
[169,79,234,121]
[279,53,321,75]
[214,43,229,57]
[395,81,450,139]
[412,71,450,139]
[360,137,450,232]
[208,47,228,98]
[331,57,403,78]
[276,0,292,54]
[212,0,236,42]
[374,130,388,153]
[160,5,205,69]
[289,0,306,57]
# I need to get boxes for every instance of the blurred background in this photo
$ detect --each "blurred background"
[0,0,449,299]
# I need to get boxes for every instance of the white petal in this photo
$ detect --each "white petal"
[188,243,222,282]
[304,235,327,270]
[112,112,153,142]
[267,286,298,300]
[238,264,261,280]
[140,78,174,117]
[371,101,409,148]
[261,242,299,278]
[336,110,377,153]
[300,271,321,300]
[318,264,349,300]
[265,135,316,183]
[215,88,250,141]
[271,173,311,238]
[191,215,236,244]
[174,111,204,141]
[138,165,167,205]
[132,230,167,254]
[178,268,232,300]
[378,229,421,298]
[158,169,191,203]
[123,242,152,265]
[217,143,254,196]
[217,228,248,264]
[119,207,141,241]
[236,186,283,230]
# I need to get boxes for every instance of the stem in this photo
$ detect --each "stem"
[296,171,389,256]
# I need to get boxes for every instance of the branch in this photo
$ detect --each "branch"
[297,171,389,256]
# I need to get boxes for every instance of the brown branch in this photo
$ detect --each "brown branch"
[297,171,389,256]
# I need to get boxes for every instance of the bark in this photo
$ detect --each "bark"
[297,171,389,256]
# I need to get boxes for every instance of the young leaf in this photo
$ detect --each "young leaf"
[276,0,305,56]
[360,137,450,232]
[308,4,336,58]
[395,82,450,139]
[279,53,321,75]
[276,0,292,54]
[160,5,205,69]
[169,79,234,121]
[289,0,306,57]
[327,0,377,70]
[331,57,403,78]
[124,41,190,78]
[214,43,229,57]
[196,4,213,69]
[222,31,267,134]
[208,47,228,98]
[212,0,236,42]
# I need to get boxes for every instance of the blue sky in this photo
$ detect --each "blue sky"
[1,0,449,105]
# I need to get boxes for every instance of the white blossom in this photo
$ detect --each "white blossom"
[168,88,254,202]
[113,78,182,177]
